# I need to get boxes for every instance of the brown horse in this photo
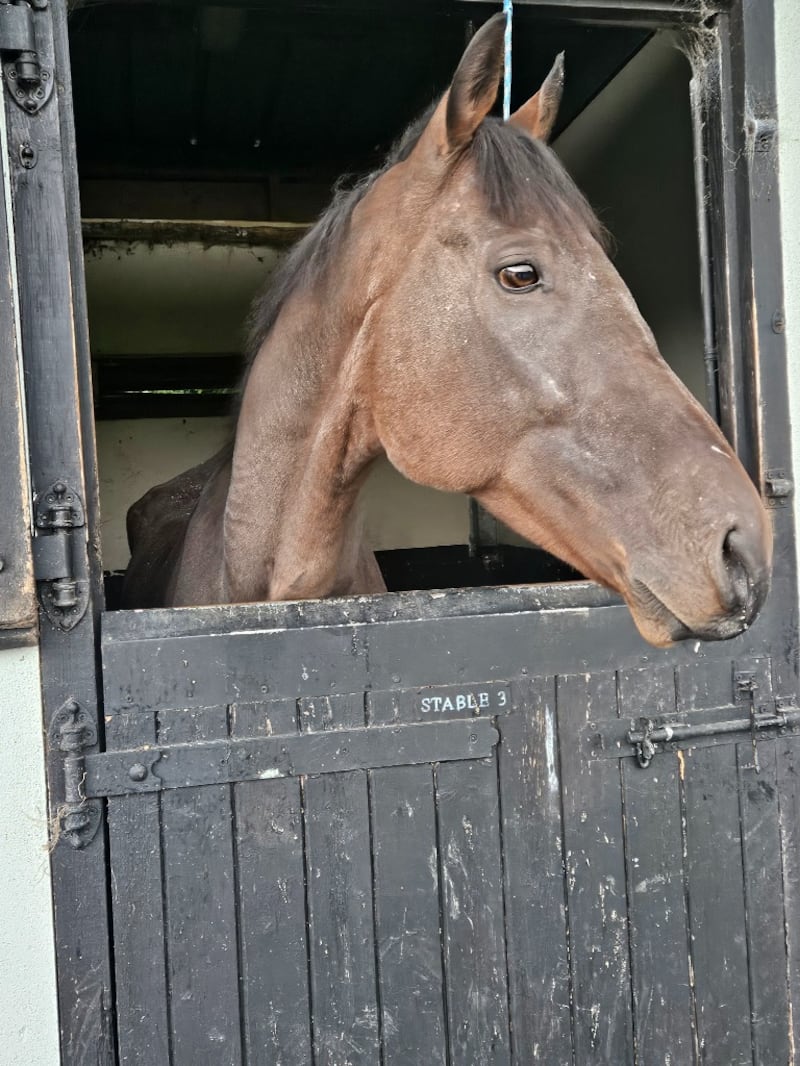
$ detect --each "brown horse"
[123,15,772,647]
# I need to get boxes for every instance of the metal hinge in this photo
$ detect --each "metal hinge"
[32,479,89,630]
[82,718,498,798]
[589,669,799,769]
[48,697,102,849]
[0,0,53,114]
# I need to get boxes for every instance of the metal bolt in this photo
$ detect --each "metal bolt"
[772,309,786,334]
[128,763,148,782]
[469,733,478,743]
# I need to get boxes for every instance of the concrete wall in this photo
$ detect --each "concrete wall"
[0,645,60,1066]
[776,1,800,575]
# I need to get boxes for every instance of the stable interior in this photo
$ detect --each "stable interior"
[69,1,706,601]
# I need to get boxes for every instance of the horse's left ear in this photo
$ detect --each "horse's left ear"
[508,52,565,142]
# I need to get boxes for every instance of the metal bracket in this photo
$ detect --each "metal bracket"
[48,698,101,849]
[32,480,89,631]
[83,718,499,798]
[765,470,793,503]
[0,2,52,115]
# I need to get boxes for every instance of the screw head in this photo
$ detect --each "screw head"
[128,762,148,782]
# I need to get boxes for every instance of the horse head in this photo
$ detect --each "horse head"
[340,15,771,646]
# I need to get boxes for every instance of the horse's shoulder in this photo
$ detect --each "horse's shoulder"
[123,444,233,608]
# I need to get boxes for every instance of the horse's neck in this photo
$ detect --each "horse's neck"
[223,299,382,603]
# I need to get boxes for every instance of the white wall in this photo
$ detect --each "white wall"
[776,1,800,573]
[0,646,60,1066]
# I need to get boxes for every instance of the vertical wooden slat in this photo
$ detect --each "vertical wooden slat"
[302,694,380,1066]
[436,756,511,1066]
[105,709,170,1066]
[777,734,800,1058]
[557,672,634,1065]
[497,676,572,1064]
[159,706,243,1066]
[370,765,447,1066]
[678,661,750,1066]
[683,743,751,1066]
[231,699,313,1066]
[617,665,694,1065]
[738,739,791,1064]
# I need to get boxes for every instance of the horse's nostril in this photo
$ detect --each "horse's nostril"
[720,526,758,620]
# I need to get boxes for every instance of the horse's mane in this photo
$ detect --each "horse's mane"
[245,105,608,361]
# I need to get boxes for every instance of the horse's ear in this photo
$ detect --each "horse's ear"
[508,52,565,142]
[446,14,505,149]
[414,14,505,158]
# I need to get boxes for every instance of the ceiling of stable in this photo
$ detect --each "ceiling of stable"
[68,0,649,181]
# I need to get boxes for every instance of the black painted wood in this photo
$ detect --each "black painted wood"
[436,755,511,1065]
[679,663,752,1066]
[231,699,313,1066]
[6,2,114,1061]
[105,708,170,1066]
[737,741,791,1063]
[777,734,800,1059]
[0,128,35,637]
[369,764,448,1066]
[558,671,634,1064]
[617,665,695,1064]
[497,676,573,1064]
[159,706,243,1065]
[301,694,382,1066]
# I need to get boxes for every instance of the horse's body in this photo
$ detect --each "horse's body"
[124,16,772,647]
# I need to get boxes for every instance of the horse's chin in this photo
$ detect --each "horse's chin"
[624,579,751,648]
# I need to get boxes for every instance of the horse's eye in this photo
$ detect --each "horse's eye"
[497,263,541,292]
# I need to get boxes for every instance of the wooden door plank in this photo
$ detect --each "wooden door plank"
[557,672,634,1065]
[617,666,695,1065]
[738,740,791,1064]
[497,676,573,1064]
[683,743,751,1065]
[777,733,800,1058]
[159,706,243,1066]
[302,695,380,1066]
[436,757,511,1066]
[678,661,751,1066]
[106,708,170,1066]
[231,699,313,1066]
[370,765,448,1066]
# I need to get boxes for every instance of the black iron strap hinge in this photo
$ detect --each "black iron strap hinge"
[0,0,53,114]
[32,479,89,630]
[82,718,499,798]
[590,671,800,769]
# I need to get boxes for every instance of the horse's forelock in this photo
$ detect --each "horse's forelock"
[467,119,610,250]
